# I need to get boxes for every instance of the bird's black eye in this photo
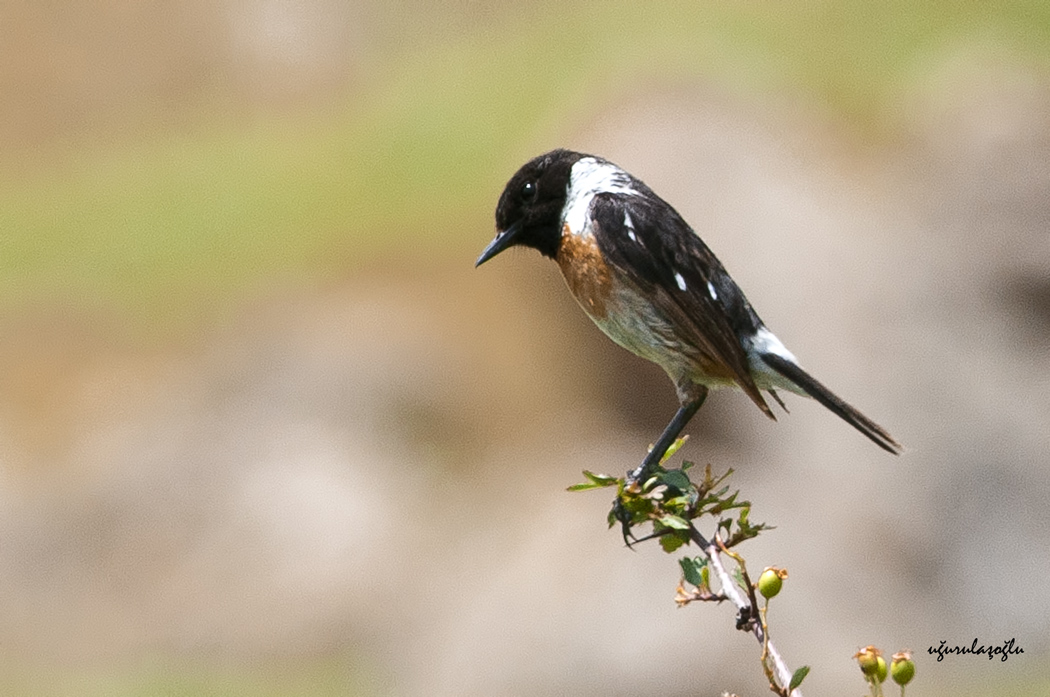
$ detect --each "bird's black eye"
[521,180,538,203]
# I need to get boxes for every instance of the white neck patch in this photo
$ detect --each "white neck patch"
[561,157,638,236]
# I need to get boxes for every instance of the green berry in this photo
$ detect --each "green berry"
[891,652,915,686]
[854,646,881,677]
[875,656,888,683]
[757,567,785,598]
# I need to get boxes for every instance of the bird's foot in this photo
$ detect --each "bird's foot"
[611,497,636,547]
[624,464,645,491]
[625,452,660,491]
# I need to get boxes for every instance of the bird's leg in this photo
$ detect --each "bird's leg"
[626,388,708,486]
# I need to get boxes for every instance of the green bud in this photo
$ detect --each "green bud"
[891,651,915,686]
[854,646,882,677]
[875,655,888,683]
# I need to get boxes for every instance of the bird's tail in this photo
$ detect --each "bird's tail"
[759,352,902,455]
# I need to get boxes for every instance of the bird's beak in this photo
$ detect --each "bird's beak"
[475,220,522,267]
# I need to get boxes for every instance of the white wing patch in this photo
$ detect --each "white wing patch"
[562,157,639,237]
[707,281,718,300]
[750,326,797,362]
[623,210,640,243]
[747,327,805,395]
[674,272,687,291]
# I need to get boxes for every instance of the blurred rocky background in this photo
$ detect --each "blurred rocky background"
[0,1,1048,695]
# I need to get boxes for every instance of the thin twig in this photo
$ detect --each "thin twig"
[691,529,803,697]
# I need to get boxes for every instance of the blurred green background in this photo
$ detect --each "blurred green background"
[2,1,1049,695]
[6,0,1048,326]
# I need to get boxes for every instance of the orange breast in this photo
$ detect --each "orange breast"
[555,222,741,390]
[556,223,613,320]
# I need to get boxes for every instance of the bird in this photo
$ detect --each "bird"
[475,149,901,484]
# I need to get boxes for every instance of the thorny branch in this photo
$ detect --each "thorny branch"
[571,452,806,696]
[695,529,801,697]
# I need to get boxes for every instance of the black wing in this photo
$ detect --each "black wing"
[590,192,773,416]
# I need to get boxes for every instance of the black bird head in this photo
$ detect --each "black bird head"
[475,149,583,266]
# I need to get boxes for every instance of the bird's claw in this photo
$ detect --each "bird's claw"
[612,497,636,548]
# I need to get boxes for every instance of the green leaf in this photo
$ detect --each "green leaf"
[660,532,686,553]
[641,474,661,490]
[664,495,691,509]
[567,470,619,491]
[622,496,655,519]
[789,665,810,691]
[679,556,707,586]
[657,514,690,530]
[659,469,691,492]
[660,436,689,463]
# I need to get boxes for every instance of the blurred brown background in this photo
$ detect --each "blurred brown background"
[0,1,1048,695]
